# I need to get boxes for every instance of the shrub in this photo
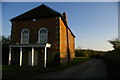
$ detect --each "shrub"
[75,49,106,58]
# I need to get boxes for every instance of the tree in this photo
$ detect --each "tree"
[2,36,11,47]
[2,36,11,65]
[108,38,120,50]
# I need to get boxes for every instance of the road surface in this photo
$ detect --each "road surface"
[23,59,108,80]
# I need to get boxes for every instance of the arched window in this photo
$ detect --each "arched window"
[21,29,29,44]
[38,28,48,43]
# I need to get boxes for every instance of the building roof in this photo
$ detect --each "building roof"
[10,4,61,21]
[10,4,75,37]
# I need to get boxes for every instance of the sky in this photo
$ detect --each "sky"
[2,2,118,51]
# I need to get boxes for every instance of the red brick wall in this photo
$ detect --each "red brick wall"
[12,17,57,43]
[59,17,67,57]
[11,16,75,64]
[67,29,75,59]
[11,17,60,63]
[59,17,75,62]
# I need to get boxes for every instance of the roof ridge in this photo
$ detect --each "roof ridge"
[42,4,61,14]
[10,4,61,21]
[10,5,42,21]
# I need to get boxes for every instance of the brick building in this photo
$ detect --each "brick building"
[9,4,75,67]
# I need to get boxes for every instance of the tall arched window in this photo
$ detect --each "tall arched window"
[21,29,29,44]
[38,28,48,43]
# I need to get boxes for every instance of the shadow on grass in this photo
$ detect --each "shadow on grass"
[2,57,93,79]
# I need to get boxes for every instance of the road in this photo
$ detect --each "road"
[23,59,108,80]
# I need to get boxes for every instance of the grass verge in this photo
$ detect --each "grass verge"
[104,61,120,79]
[2,57,92,79]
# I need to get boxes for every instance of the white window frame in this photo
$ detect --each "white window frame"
[21,29,30,44]
[38,28,48,43]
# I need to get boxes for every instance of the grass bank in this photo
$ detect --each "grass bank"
[103,51,120,79]
[2,57,92,79]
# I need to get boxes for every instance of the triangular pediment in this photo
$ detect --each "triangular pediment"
[10,4,61,21]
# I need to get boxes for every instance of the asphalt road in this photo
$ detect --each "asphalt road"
[24,59,108,80]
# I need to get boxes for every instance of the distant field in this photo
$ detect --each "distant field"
[2,57,93,79]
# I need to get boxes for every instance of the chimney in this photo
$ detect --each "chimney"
[62,12,68,26]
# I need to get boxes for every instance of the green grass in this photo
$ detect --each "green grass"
[2,57,93,79]
[57,57,92,70]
